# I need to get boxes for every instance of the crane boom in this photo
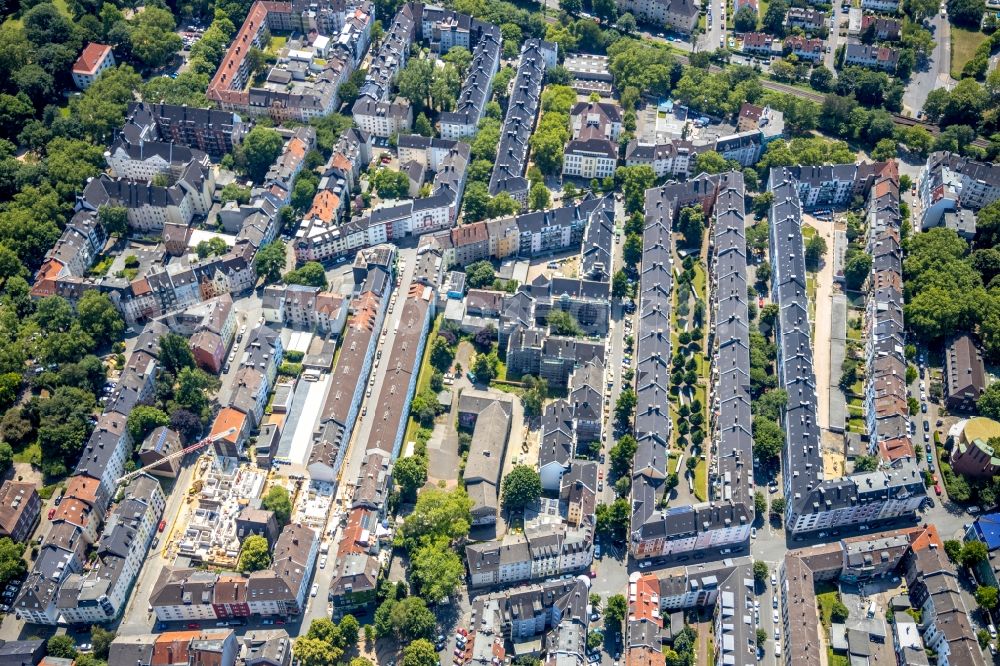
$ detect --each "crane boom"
[116,427,237,487]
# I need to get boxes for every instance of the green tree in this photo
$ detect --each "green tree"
[397,58,435,110]
[175,367,216,417]
[285,261,329,289]
[414,112,434,137]
[398,487,473,551]
[239,534,272,572]
[339,615,360,646]
[293,637,340,666]
[947,0,985,27]
[734,5,758,31]
[466,261,496,289]
[239,127,284,181]
[127,405,170,443]
[370,168,411,198]
[262,486,293,525]
[961,540,989,566]
[615,388,637,429]
[623,234,642,268]
[976,585,999,610]
[472,351,499,383]
[90,626,115,660]
[403,639,440,666]
[854,455,879,472]
[394,455,427,501]
[595,499,630,541]
[159,333,196,374]
[753,560,769,583]
[463,182,491,221]
[831,599,850,622]
[548,309,583,336]
[979,383,1000,420]
[752,416,784,464]
[612,270,631,299]
[694,151,731,175]
[754,492,767,517]
[843,253,872,291]
[944,539,963,563]
[36,386,96,476]
[255,241,288,284]
[605,594,627,630]
[756,629,768,647]
[411,538,465,602]
[47,636,77,660]
[98,205,129,236]
[0,537,26,585]
[618,165,656,214]
[306,618,343,646]
[389,596,437,641]
[501,465,543,511]
[196,237,230,259]
[529,181,551,210]
[679,206,705,250]
[610,434,638,478]
[805,234,827,271]
[128,7,183,68]
[762,0,789,35]
[77,290,125,343]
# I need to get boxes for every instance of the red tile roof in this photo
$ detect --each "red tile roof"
[73,43,113,75]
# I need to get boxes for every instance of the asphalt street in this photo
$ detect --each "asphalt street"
[902,12,954,116]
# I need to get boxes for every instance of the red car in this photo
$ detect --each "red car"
[935,484,943,496]
[47,508,56,520]
[158,520,167,533]
[457,628,468,636]
[187,623,200,629]
[758,297,764,308]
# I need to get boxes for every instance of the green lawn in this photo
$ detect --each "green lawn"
[267,35,289,55]
[694,459,708,501]
[12,442,41,466]
[3,0,70,27]
[816,589,840,631]
[827,648,849,666]
[950,27,989,80]
[402,314,443,446]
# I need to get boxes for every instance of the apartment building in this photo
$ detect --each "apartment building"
[0,482,40,543]
[465,517,594,588]
[489,39,558,207]
[630,174,754,560]
[784,36,824,61]
[861,15,901,39]
[261,284,347,334]
[624,140,695,179]
[786,7,826,31]
[861,0,900,12]
[72,43,115,90]
[844,43,901,71]
[328,280,434,616]
[563,102,622,180]
[126,103,244,161]
[150,524,318,621]
[918,152,1000,229]
[616,0,699,31]
[439,25,501,139]
[944,334,987,413]
[769,167,924,536]
[57,476,165,624]
[78,160,215,233]
[506,327,605,387]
